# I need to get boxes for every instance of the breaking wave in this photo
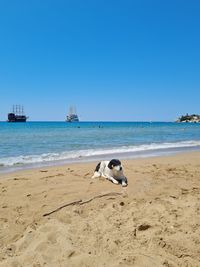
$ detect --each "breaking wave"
[0,140,200,168]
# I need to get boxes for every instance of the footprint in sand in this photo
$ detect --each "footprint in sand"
[47,233,57,244]
[2,186,7,192]
[13,177,29,181]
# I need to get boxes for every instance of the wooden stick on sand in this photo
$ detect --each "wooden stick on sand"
[43,192,123,217]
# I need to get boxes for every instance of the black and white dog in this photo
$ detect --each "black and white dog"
[91,159,128,187]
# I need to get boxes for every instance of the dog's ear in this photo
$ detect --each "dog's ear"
[108,160,113,169]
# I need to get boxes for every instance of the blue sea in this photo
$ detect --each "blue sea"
[0,121,200,173]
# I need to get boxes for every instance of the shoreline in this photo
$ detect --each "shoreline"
[0,151,200,266]
[0,150,199,178]
[1,144,200,175]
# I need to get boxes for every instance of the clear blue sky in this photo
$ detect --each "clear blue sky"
[0,0,199,121]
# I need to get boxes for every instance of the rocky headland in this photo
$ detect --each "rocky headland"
[176,114,200,123]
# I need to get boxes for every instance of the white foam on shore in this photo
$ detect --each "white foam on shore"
[0,140,200,168]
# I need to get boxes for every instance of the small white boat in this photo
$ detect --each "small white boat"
[66,106,79,122]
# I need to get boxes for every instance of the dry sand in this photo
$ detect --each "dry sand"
[0,152,200,267]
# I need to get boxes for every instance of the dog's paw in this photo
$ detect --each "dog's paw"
[112,180,119,184]
[122,182,128,187]
[91,172,101,179]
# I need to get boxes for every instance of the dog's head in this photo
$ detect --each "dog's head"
[108,159,123,172]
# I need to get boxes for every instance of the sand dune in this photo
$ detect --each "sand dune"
[0,152,200,267]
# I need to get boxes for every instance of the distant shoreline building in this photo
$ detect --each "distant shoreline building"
[7,105,28,122]
[176,113,200,123]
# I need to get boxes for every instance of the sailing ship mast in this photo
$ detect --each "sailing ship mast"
[66,106,79,122]
[7,105,27,122]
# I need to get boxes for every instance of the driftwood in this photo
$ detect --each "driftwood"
[43,192,123,217]
[43,200,82,217]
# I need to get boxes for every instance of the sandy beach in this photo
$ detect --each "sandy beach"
[0,151,200,267]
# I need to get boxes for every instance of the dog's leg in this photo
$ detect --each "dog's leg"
[91,171,101,179]
[122,176,128,187]
[122,180,127,187]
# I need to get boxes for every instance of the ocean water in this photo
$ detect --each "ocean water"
[0,121,200,173]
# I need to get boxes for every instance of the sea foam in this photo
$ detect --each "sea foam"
[0,140,200,167]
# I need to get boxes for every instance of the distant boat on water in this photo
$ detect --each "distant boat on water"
[66,106,79,122]
[7,105,28,122]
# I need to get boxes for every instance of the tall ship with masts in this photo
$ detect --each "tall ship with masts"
[66,106,79,122]
[7,105,28,122]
